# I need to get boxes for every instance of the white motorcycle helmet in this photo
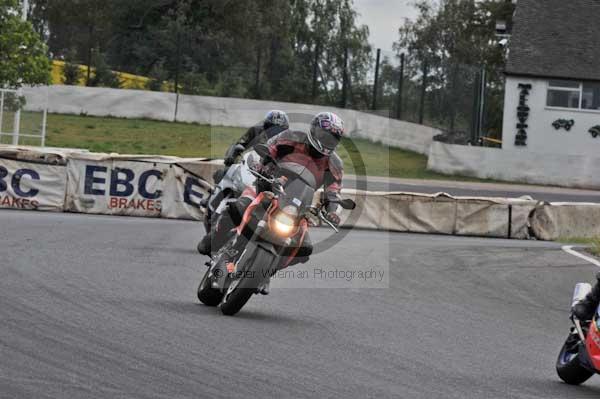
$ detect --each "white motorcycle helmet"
[307,112,344,156]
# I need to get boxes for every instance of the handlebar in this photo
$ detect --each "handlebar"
[308,205,339,233]
[248,167,286,195]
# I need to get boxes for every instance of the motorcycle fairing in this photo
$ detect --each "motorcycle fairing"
[586,316,600,371]
[235,192,309,268]
[208,151,258,213]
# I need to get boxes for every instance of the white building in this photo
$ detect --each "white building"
[428,0,600,189]
[503,0,600,156]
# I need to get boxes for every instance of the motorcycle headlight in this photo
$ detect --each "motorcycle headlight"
[271,206,298,237]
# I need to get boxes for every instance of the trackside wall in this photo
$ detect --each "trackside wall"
[22,86,440,155]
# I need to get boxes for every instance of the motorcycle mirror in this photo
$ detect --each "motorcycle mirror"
[339,199,356,210]
[254,144,271,159]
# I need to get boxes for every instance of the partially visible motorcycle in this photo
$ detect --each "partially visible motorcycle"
[198,146,257,253]
[197,144,355,316]
[556,283,600,384]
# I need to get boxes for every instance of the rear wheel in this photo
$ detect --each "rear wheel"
[197,268,223,306]
[220,248,275,316]
[556,332,594,385]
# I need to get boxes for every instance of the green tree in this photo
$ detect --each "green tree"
[0,0,50,88]
[89,51,120,88]
[35,0,116,85]
[394,0,514,132]
[28,0,374,107]
[62,49,82,85]
[146,59,167,92]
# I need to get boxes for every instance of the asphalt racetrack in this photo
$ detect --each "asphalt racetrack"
[2,210,600,398]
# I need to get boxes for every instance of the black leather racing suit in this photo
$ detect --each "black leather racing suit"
[223,124,287,165]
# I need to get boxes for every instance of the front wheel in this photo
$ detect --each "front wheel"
[220,247,275,316]
[556,332,594,385]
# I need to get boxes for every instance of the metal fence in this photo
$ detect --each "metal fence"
[358,50,504,147]
[45,48,505,149]
[0,87,48,146]
[154,48,505,147]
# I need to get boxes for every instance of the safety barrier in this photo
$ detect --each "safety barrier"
[427,141,600,190]
[0,145,211,220]
[1,144,599,241]
[336,190,536,240]
[530,202,600,241]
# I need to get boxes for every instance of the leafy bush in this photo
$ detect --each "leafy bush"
[89,52,121,88]
[62,50,82,85]
[146,61,167,92]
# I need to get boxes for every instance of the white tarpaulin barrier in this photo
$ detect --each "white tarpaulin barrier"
[65,156,212,220]
[0,157,67,212]
[530,203,600,241]
[454,197,536,239]
[336,189,537,239]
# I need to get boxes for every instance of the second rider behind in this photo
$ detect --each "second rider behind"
[223,110,290,166]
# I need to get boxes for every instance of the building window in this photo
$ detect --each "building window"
[582,82,600,110]
[547,80,600,111]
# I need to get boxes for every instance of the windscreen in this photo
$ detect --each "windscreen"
[279,177,315,212]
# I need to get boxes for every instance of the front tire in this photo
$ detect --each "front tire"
[556,333,594,385]
[219,248,275,316]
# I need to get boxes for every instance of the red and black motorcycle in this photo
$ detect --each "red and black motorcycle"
[556,283,600,384]
[197,144,355,316]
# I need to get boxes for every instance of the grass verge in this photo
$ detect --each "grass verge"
[2,112,489,181]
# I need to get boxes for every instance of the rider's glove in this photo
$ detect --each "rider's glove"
[325,211,341,227]
[224,156,236,166]
[224,144,245,166]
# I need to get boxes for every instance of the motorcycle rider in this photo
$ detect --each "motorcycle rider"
[198,111,346,294]
[223,110,290,167]
[573,273,600,320]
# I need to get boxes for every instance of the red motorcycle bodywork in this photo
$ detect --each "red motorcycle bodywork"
[586,319,600,371]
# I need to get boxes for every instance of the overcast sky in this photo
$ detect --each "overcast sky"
[353,0,418,54]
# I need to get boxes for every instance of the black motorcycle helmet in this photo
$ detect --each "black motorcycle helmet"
[263,110,290,130]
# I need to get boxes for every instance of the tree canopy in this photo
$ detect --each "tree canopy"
[392,0,515,134]
[0,0,50,88]
[19,0,515,133]
[30,0,373,107]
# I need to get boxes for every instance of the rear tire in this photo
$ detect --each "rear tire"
[197,268,223,307]
[220,248,275,316]
[556,334,594,385]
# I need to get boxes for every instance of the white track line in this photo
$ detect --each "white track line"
[562,245,600,268]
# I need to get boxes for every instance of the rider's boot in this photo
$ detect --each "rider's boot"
[259,278,270,295]
[197,234,212,255]
[573,273,600,320]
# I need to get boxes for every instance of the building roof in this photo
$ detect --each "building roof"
[505,0,600,81]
